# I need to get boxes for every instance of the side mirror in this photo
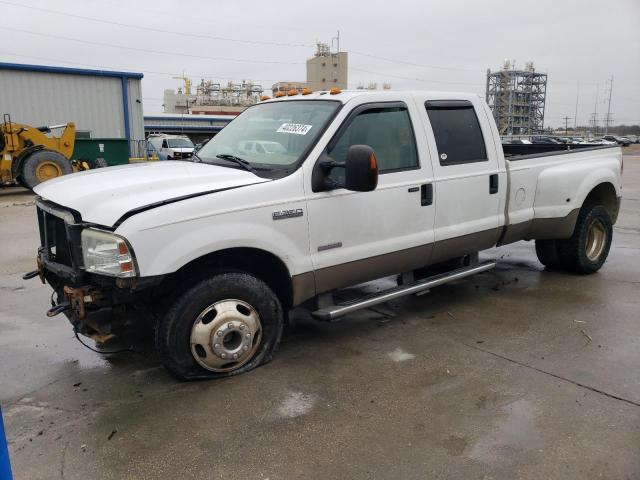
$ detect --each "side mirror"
[344,144,379,192]
[311,145,379,193]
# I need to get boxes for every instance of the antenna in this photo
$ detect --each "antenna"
[331,30,340,54]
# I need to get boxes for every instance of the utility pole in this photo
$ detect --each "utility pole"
[574,82,580,130]
[592,83,599,136]
[562,116,572,135]
[605,76,614,134]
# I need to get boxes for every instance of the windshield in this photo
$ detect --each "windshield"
[197,100,340,177]
[168,138,194,148]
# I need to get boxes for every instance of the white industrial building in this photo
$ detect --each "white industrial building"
[0,62,145,145]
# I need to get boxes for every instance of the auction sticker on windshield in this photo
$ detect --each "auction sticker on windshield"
[277,123,313,135]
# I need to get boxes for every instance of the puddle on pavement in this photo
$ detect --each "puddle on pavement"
[276,391,317,418]
[468,399,543,460]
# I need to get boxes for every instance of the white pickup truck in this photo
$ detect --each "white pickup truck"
[27,90,623,380]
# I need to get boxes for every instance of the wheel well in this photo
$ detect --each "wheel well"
[583,182,619,223]
[173,248,293,308]
[12,145,42,177]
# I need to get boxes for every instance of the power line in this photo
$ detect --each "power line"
[350,66,482,87]
[350,50,483,73]
[0,50,283,83]
[4,27,303,65]
[0,0,313,48]
[117,1,314,34]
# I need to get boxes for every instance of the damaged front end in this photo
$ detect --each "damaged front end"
[24,199,164,344]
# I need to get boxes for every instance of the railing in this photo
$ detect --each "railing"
[128,139,158,163]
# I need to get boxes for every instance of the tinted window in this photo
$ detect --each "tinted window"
[328,106,419,177]
[161,140,168,148]
[425,101,487,165]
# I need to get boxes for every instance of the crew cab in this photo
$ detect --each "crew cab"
[27,90,623,380]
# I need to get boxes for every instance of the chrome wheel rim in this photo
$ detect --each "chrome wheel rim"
[585,219,607,262]
[190,299,262,372]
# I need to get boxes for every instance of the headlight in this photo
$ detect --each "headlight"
[81,228,137,278]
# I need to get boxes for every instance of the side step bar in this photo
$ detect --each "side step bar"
[311,261,496,322]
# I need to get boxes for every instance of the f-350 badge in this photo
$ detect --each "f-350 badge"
[272,208,304,220]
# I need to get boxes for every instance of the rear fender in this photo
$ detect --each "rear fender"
[533,159,621,220]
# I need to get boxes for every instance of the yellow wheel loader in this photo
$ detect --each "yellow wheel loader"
[1,113,92,189]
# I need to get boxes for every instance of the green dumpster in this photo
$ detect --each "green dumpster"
[72,138,129,166]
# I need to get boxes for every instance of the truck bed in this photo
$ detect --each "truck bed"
[502,143,615,158]
[500,144,622,245]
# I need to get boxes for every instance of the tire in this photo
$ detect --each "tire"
[535,239,562,269]
[155,272,284,381]
[556,205,613,274]
[20,150,72,189]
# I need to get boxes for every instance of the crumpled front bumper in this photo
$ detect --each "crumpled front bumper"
[28,199,165,343]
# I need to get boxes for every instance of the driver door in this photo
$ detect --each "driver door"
[304,100,436,293]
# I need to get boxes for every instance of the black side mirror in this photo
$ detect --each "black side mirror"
[311,144,379,192]
[344,145,379,192]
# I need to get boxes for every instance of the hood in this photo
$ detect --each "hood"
[34,161,269,227]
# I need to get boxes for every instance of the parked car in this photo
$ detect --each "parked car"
[238,140,287,156]
[147,134,195,160]
[29,90,623,380]
[570,137,589,144]
[602,135,630,147]
[591,138,617,146]
[531,136,562,144]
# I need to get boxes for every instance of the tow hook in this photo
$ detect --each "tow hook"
[22,270,40,280]
[23,255,46,284]
[45,286,99,320]
[47,302,70,317]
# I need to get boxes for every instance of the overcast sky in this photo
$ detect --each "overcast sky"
[2,0,639,127]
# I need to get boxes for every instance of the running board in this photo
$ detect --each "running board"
[311,261,496,322]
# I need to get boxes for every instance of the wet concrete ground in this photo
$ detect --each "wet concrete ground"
[1,150,639,479]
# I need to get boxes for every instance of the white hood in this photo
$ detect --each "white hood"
[34,161,269,227]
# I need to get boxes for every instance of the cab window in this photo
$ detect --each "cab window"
[327,104,419,184]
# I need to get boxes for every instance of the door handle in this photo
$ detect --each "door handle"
[489,174,499,194]
[421,184,433,206]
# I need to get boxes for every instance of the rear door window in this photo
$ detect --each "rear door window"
[425,100,487,166]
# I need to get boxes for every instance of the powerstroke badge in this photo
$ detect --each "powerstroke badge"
[272,208,304,220]
[276,123,312,135]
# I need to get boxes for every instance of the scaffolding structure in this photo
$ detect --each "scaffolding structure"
[485,61,547,135]
[194,79,263,107]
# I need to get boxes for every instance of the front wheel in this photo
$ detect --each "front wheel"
[556,205,613,274]
[155,272,284,380]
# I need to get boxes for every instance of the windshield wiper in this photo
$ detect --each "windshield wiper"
[215,154,269,172]
[215,154,256,173]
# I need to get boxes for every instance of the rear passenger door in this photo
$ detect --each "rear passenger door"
[419,99,503,262]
